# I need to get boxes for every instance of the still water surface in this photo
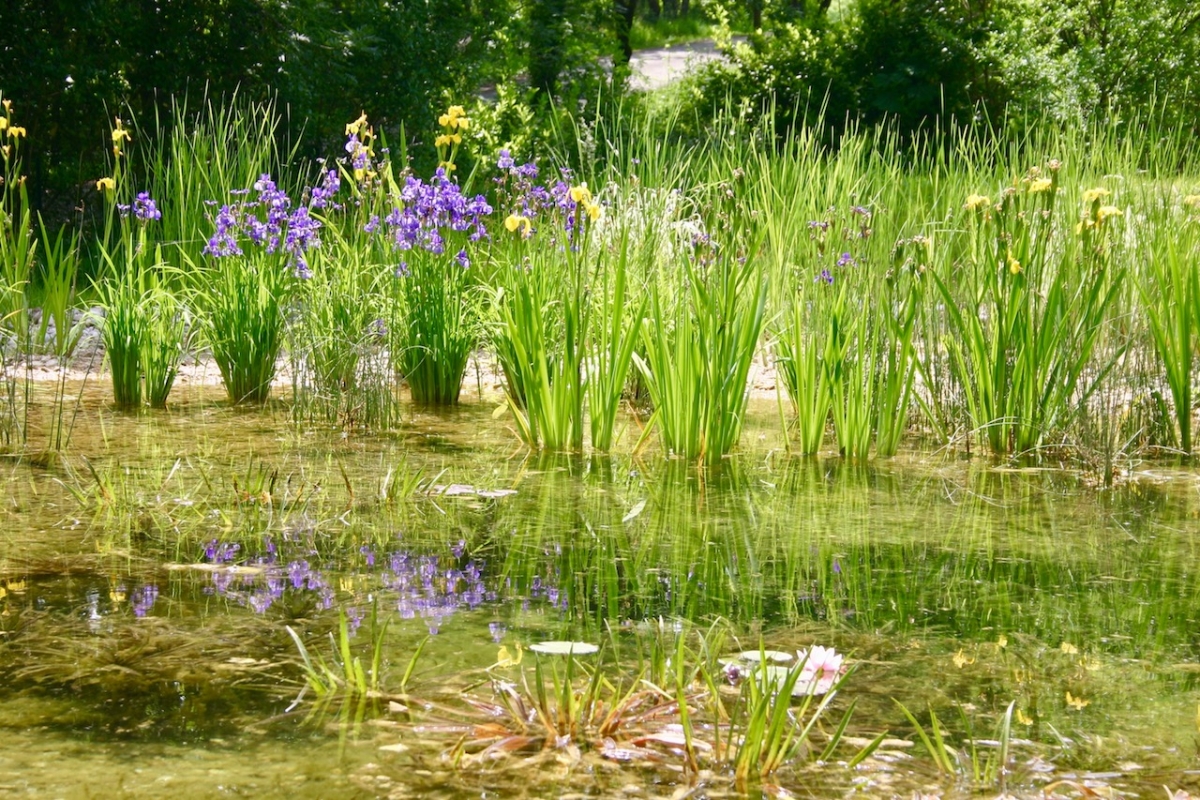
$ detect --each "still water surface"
[1,387,1199,797]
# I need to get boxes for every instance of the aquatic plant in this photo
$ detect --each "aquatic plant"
[0,97,35,352]
[895,699,1017,791]
[933,167,1125,455]
[200,174,320,403]
[1136,191,1200,455]
[636,212,767,462]
[490,160,596,450]
[287,608,426,700]
[97,188,190,409]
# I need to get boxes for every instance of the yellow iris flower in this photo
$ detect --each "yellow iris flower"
[964,194,990,211]
[504,214,532,236]
[569,183,592,204]
[345,112,368,136]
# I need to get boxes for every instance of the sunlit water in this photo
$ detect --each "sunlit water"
[2,381,1199,798]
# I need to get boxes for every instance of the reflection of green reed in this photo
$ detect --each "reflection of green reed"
[488,456,1200,655]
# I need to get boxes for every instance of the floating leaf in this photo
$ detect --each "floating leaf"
[736,649,794,664]
[760,664,838,696]
[528,641,599,655]
[432,484,516,498]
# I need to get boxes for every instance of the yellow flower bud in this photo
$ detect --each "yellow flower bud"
[1082,187,1110,204]
[1028,178,1052,193]
[1007,254,1021,275]
[96,177,115,192]
[2,99,11,113]
[0,117,7,132]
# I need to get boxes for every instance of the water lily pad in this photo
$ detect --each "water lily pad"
[528,641,599,655]
[736,649,794,664]
[760,664,837,696]
[433,484,517,498]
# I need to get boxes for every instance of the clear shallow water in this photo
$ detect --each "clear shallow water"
[2,384,1200,798]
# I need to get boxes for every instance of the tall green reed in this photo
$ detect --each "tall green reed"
[0,99,34,352]
[138,94,292,278]
[200,250,291,404]
[1136,188,1200,455]
[96,187,188,409]
[491,228,588,449]
[636,195,767,462]
[933,166,1124,454]
[33,216,83,357]
[489,170,617,450]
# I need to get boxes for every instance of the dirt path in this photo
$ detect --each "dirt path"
[628,39,731,91]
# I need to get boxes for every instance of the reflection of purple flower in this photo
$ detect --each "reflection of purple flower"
[360,545,376,567]
[205,540,240,564]
[347,607,365,636]
[489,621,506,642]
[723,662,744,685]
[133,585,159,618]
[289,560,311,589]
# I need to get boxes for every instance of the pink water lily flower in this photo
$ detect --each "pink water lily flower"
[799,645,844,678]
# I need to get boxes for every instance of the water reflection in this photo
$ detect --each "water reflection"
[2,410,1200,796]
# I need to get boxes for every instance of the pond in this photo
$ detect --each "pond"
[1,381,1199,798]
